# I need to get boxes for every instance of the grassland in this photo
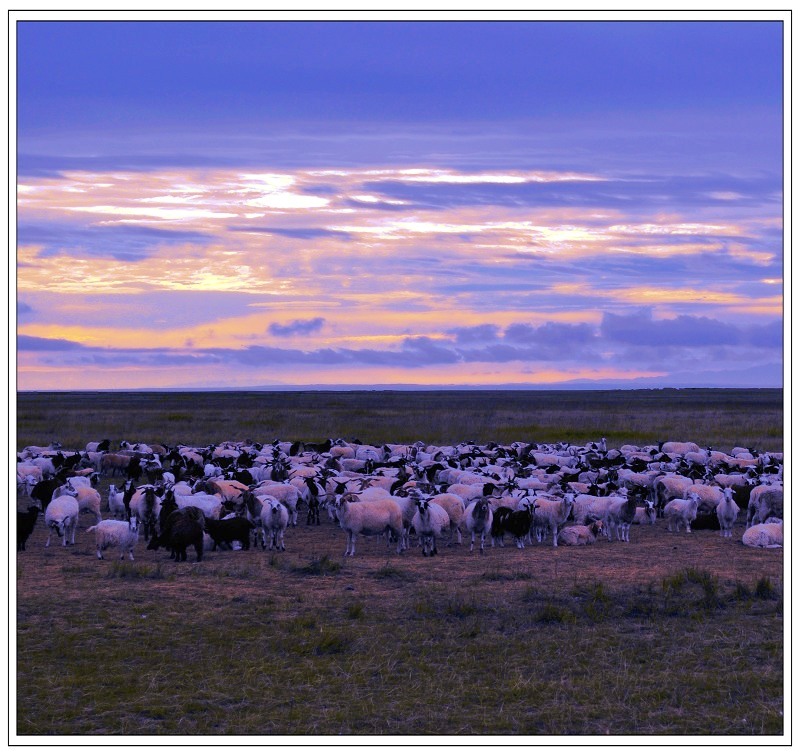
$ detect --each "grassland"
[15,387,784,451]
[14,389,785,738]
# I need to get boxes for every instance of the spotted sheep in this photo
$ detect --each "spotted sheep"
[411,496,451,556]
[463,497,494,554]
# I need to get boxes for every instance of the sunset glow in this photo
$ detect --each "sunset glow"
[15,18,784,390]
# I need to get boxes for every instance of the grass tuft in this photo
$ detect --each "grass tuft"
[107,561,165,580]
[296,554,341,576]
[754,576,778,600]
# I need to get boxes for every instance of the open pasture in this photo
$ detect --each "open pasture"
[15,389,785,737]
[15,387,784,452]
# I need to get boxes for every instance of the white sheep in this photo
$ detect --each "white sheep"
[531,494,573,547]
[715,487,740,538]
[557,521,604,546]
[660,441,701,455]
[334,493,405,557]
[741,522,783,548]
[685,483,725,515]
[429,492,466,545]
[259,496,289,551]
[746,484,783,528]
[169,490,224,521]
[44,495,80,547]
[411,498,451,557]
[53,482,103,525]
[87,516,140,560]
[663,492,701,533]
[572,489,628,529]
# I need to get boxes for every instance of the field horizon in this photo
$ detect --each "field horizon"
[15,387,784,453]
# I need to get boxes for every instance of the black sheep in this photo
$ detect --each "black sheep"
[147,508,204,562]
[17,506,40,551]
[204,517,254,551]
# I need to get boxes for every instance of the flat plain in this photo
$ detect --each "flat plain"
[14,389,785,737]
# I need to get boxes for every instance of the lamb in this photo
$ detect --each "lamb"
[531,494,573,547]
[663,492,701,533]
[463,497,494,554]
[253,482,299,526]
[652,475,694,515]
[259,496,290,551]
[17,506,40,551]
[557,521,604,546]
[633,501,657,525]
[334,493,405,557]
[741,522,783,548]
[411,498,451,556]
[204,517,254,551]
[107,484,127,519]
[44,494,80,547]
[715,487,740,538]
[87,516,140,560]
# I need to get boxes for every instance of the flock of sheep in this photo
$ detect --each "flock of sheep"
[16,436,784,561]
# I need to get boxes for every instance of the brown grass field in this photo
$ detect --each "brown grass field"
[14,389,786,738]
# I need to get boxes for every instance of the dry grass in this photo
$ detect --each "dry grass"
[16,504,784,736]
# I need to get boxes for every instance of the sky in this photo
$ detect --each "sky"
[14,17,786,390]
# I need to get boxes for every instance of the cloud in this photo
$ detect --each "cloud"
[600,310,742,347]
[18,334,85,351]
[268,317,326,337]
[504,321,595,346]
[449,324,501,344]
[18,222,214,261]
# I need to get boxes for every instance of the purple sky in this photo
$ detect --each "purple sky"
[15,17,785,390]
